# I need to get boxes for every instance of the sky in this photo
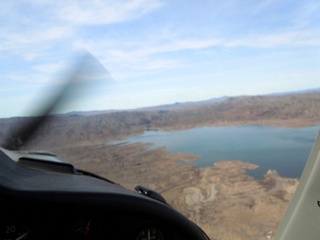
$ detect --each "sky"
[1,0,320,118]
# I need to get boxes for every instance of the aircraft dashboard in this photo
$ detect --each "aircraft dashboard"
[2,204,182,240]
[0,148,209,240]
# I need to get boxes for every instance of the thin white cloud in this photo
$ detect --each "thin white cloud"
[128,59,180,71]
[55,0,163,25]
[76,28,320,76]
[0,24,74,60]
[32,62,67,74]
[0,0,163,62]
[131,39,222,57]
[75,37,221,72]
[225,30,320,48]
[252,0,278,15]
[292,2,320,28]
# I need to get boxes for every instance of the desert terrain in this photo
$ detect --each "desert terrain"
[1,90,320,239]
[48,140,298,240]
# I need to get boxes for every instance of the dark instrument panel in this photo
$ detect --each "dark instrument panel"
[1,209,179,240]
[0,148,209,240]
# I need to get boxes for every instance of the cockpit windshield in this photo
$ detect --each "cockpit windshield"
[1,1,320,239]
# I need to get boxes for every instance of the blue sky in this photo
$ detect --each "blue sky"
[1,0,320,118]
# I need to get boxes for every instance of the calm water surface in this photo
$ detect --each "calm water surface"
[112,126,319,179]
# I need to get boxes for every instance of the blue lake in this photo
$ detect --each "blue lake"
[112,126,320,179]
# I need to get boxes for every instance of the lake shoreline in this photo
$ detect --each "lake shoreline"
[34,122,304,240]
[107,125,319,180]
[21,120,318,240]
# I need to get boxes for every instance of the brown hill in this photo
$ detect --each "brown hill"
[1,90,320,149]
[148,91,320,129]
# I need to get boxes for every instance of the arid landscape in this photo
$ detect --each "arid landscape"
[1,90,320,240]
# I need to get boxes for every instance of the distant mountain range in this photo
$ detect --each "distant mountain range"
[63,87,320,117]
[1,87,320,149]
[136,96,229,112]
[61,96,229,116]
[267,87,320,96]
